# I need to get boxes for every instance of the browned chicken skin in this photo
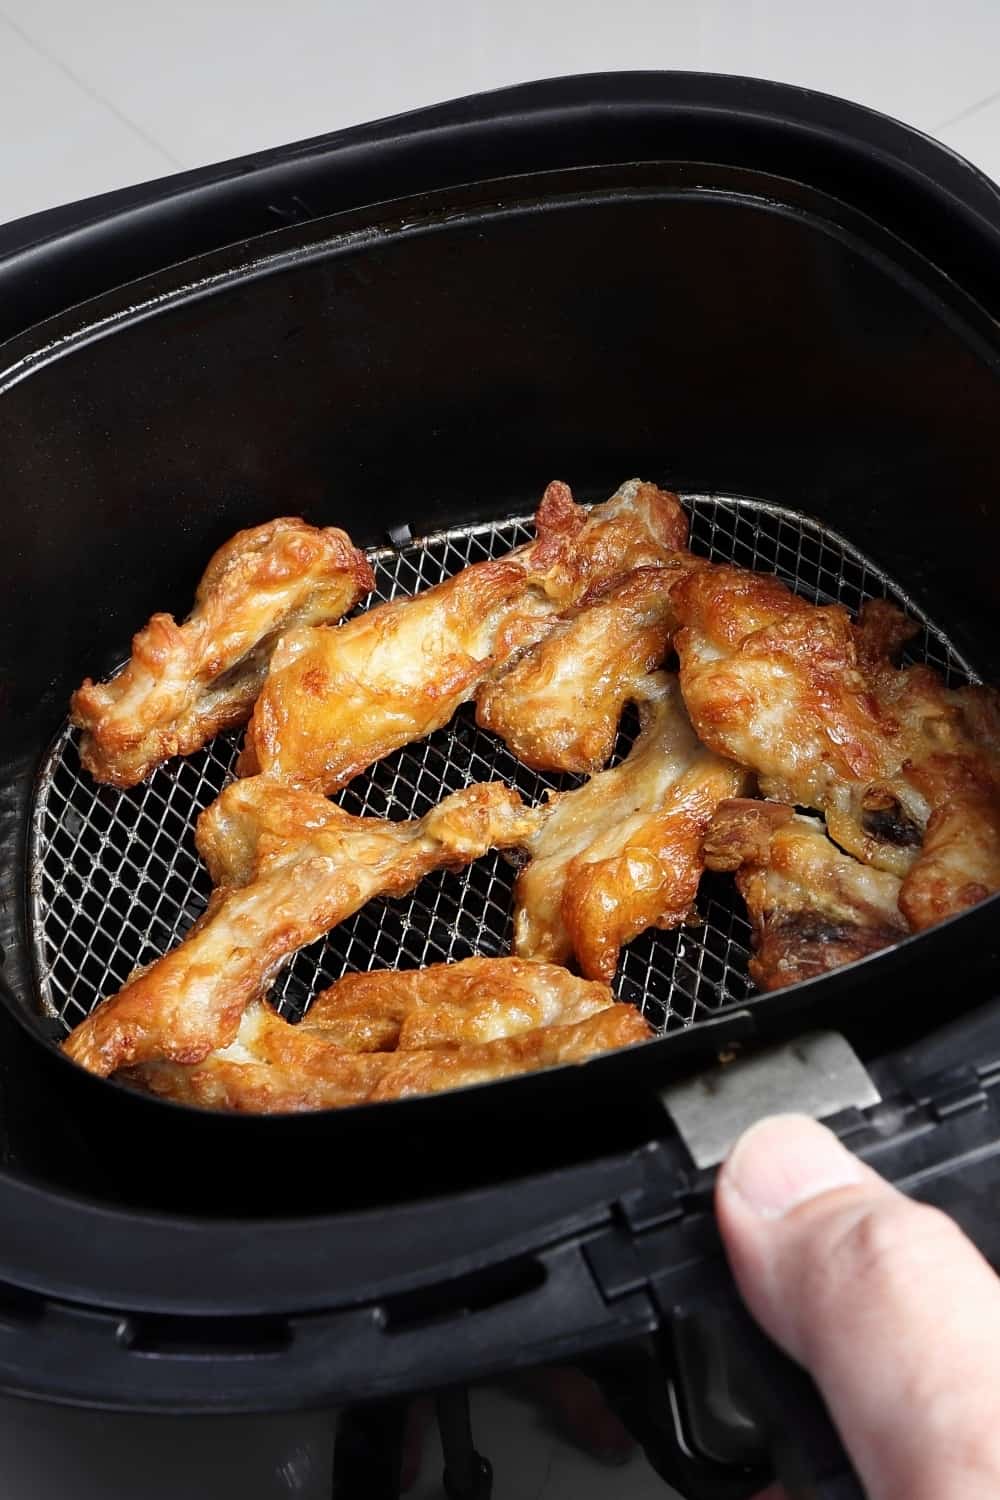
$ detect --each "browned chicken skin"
[71,518,374,787]
[673,564,891,813]
[476,561,695,775]
[123,959,652,1112]
[703,798,907,990]
[303,955,618,1048]
[238,479,689,793]
[514,673,746,980]
[851,603,1000,929]
[62,780,540,1077]
[673,565,1000,929]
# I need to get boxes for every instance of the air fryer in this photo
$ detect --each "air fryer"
[0,72,999,1500]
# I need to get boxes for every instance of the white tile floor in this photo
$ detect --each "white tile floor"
[2,0,1000,227]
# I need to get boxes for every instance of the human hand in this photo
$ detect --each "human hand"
[715,1113,1000,1500]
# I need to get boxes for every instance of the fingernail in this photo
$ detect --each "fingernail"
[723,1114,863,1219]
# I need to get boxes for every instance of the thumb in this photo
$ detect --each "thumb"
[715,1114,1000,1500]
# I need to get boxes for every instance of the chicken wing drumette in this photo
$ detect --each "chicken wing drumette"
[72,517,374,787]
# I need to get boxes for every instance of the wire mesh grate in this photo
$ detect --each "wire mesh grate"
[28,496,977,1038]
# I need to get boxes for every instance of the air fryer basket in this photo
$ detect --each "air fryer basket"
[5,151,1000,1110]
[29,497,976,1043]
[0,78,999,1446]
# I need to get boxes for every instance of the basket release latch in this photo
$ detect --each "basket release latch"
[661,1030,880,1169]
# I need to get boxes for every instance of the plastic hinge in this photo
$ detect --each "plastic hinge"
[818,1105,871,1141]
[583,1228,648,1303]
[978,1057,1000,1092]
[913,1065,988,1122]
[619,1184,686,1236]
[819,1102,932,1160]
[586,1179,712,1308]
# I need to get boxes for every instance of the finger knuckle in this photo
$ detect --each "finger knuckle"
[798,1198,961,1316]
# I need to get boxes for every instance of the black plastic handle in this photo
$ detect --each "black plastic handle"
[0,1236,658,1414]
[667,1274,865,1500]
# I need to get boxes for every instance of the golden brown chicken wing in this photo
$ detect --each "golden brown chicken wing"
[703,798,907,990]
[673,566,1000,928]
[673,563,890,815]
[123,959,652,1113]
[475,561,695,774]
[62,780,539,1077]
[863,678,1000,930]
[514,673,746,980]
[302,954,618,1049]
[71,518,374,787]
[238,479,688,792]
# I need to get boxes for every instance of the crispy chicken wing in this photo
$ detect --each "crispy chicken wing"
[514,673,746,979]
[71,518,374,787]
[62,780,539,1078]
[302,955,618,1049]
[673,566,1000,927]
[476,561,696,775]
[123,959,652,1113]
[238,479,688,792]
[703,798,907,990]
[673,563,890,811]
[850,606,1000,929]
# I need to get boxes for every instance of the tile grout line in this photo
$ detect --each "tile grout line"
[0,7,185,167]
[934,85,1000,133]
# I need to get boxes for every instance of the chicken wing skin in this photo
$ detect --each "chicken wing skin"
[71,518,374,788]
[238,479,688,792]
[123,959,652,1113]
[514,673,746,980]
[850,605,1000,929]
[673,566,1000,927]
[703,798,907,990]
[62,780,539,1078]
[302,955,619,1049]
[476,561,696,775]
[673,563,891,813]
[888,723,1000,930]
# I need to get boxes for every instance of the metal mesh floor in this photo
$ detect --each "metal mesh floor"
[29,495,977,1038]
